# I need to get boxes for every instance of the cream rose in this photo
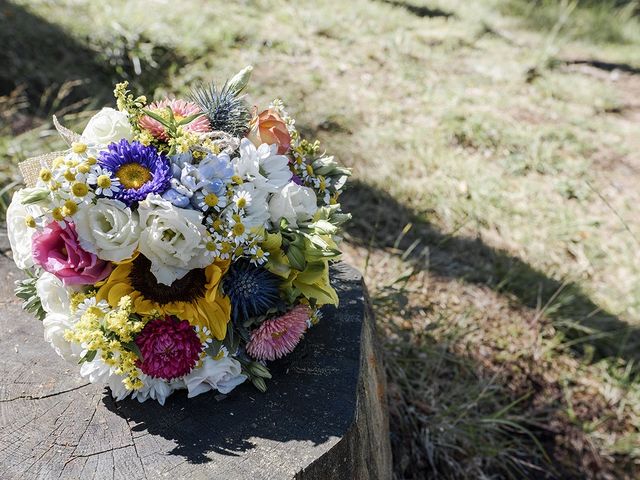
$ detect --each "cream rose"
[82,107,133,145]
[184,356,246,398]
[74,198,140,262]
[36,272,72,314]
[269,182,318,227]
[42,312,82,362]
[6,188,44,269]
[137,195,210,285]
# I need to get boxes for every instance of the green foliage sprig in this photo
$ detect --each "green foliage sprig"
[15,271,46,321]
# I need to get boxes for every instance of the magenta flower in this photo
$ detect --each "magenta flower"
[135,316,202,380]
[31,221,112,286]
[246,305,310,361]
[139,99,211,140]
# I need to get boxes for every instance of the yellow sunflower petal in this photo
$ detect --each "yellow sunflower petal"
[195,296,230,340]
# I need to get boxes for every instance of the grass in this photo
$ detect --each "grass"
[2,0,640,478]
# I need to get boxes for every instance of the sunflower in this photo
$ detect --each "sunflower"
[96,255,231,339]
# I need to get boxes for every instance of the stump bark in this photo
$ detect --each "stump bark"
[0,237,392,480]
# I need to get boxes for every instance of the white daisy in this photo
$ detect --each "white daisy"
[233,138,292,194]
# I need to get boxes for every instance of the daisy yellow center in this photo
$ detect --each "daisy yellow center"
[97,175,112,188]
[233,222,245,236]
[71,182,89,197]
[204,193,219,207]
[62,200,78,217]
[52,207,64,221]
[25,215,36,228]
[86,306,104,317]
[72,142,87,154]
[235,197,247,209]
[39,169,52,182]
[116,163,152,190]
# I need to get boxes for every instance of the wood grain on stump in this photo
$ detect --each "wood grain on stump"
[0,237,392,480]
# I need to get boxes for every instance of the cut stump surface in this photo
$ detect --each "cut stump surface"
[0,241,392,480]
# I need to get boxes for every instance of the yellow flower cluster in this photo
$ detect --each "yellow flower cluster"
[64,295,151,390]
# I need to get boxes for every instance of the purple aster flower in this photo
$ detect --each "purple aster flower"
[98,140,171,206]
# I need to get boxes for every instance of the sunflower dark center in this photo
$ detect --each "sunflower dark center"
[129,255,207,305]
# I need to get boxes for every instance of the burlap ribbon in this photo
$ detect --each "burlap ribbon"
[19,115,80,187]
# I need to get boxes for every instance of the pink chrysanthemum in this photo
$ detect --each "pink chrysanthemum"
[139,99,211,140]
[135,316,202,380]
[246,305,311,361]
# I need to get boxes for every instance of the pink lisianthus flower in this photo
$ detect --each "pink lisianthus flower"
[139,99,211,140]
[246,305,310,361]
[31,221,112,286]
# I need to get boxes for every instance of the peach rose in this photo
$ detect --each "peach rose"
[247,108,291,155]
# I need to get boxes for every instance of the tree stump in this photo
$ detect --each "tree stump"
[0,235,392,480]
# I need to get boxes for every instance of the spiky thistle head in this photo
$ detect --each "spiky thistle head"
[190,82,251,137]
[222,260,281,323]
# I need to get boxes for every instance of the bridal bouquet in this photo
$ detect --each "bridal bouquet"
[7,66,350,404]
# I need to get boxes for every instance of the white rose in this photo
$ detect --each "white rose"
[6,188,43,269]
[137,195,210,285]
[74,198,140,262]
[81,107,133,145]
[80,357,129,400]
[36,272,72,314]
[269,182,318,228]
[132,375,176,406]
[184,356,247,398]
[42,312,82,362]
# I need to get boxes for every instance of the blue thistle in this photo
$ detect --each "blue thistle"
[190,82,250,137]
[223,260,281,323]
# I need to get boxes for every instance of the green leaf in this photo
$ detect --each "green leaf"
[122,341,143,360]
[205,339,223,358]
[78,349,97,364]
[312,220,337,236]
[176,112,203,126]
[251,376,267,393]
[286,244,306,271]
[166,106,176,124]
[303,232,329,250]
[141,108,171,128]
[249,362,272,379]
[21,188,49,205]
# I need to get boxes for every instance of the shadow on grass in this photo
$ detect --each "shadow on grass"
[0,0,186,114]
[342,180,640,367]
[380,0,455,19]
